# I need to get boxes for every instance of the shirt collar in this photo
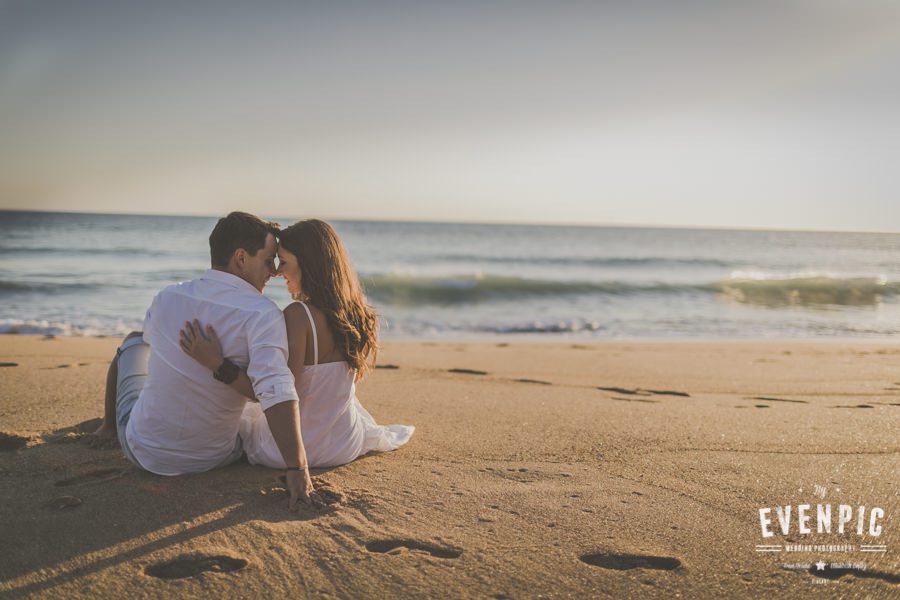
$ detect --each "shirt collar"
[201,269,261,295]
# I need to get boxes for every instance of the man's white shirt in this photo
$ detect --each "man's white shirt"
[125,269,299,475]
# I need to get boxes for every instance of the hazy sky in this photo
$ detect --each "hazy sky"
[1,0,899,230]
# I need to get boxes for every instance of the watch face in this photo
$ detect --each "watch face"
[215,360,239,384]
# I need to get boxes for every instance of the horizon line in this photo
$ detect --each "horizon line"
[1,207,898,236]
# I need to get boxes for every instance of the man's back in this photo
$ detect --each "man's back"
[126,269,294,475]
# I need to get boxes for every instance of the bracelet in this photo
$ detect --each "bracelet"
[286,466,308,471]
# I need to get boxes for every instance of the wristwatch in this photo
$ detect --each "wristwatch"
[213,359,239,384]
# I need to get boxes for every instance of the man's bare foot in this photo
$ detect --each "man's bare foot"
[84,421,118,449]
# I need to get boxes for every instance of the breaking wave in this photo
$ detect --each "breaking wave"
[0,280,103,293]
[0,319,134,336]
[715,275,900,307]
[361,274,703,305]
[362,272,900,307]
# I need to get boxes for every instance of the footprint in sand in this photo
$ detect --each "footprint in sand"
[580,552,682,571]
[755,405,770,409]
[145,553,248,579]
[747,396,808,404]
[831,404,875,409]
[598,387,652,396]
[598,387,690,398]
[43,363,90,370]
[42,495,83,510]
[0,362,18,367]
[0,432,30,451]
[644,389,691,398]
[375,364,399,370]
[55,468,126,487]
[365,539,463,559]
[448,368,488,376]
[513,378,552,385]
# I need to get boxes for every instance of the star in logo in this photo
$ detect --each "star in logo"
[815,561,827,571]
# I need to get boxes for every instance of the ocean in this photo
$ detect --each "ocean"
[2,210,899,340]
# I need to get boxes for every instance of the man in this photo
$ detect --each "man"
[89,212,315,508]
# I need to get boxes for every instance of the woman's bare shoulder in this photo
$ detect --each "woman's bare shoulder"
[293,302,336,347]
[283,302,311,330]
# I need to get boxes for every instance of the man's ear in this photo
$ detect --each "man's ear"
[233,248,247,270]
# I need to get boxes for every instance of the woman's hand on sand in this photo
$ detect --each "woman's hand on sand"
[179,320,225,371]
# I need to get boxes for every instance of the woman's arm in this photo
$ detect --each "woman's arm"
[179,320,258,401]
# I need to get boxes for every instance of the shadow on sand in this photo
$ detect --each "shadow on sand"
[0,418,373,597]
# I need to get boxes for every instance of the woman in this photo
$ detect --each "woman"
[180,219,414,468]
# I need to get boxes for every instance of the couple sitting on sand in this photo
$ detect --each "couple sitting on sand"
[89,212,414,508]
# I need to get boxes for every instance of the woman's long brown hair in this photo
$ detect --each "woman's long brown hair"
[278,220,378,380]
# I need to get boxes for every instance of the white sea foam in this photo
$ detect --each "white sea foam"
[0,319,133,337]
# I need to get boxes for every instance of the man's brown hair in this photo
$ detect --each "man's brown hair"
[208,212,279,268]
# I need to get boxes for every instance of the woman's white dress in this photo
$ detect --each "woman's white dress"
[238,302,414,468]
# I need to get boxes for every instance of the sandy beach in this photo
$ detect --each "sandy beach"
[0,334,897,599]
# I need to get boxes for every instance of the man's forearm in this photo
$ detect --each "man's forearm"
[264,400,308,468]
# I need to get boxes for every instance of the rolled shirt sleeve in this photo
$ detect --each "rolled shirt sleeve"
[246,308,300,411]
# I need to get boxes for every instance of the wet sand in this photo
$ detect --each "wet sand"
[0,335,898,599]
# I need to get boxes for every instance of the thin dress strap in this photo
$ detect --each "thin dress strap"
[298,301,318,365]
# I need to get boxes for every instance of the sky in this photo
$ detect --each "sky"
[1,0,899,231]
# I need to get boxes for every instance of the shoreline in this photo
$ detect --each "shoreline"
[1,335,897,598]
